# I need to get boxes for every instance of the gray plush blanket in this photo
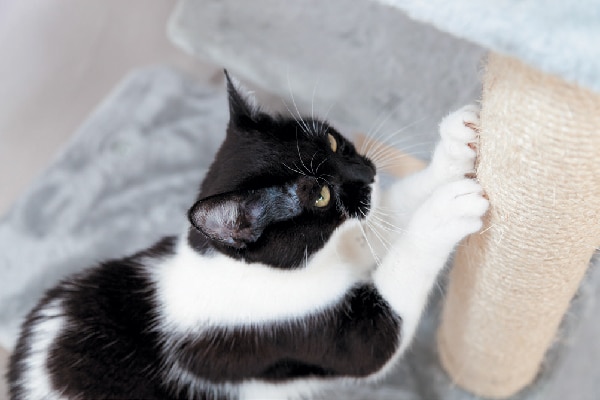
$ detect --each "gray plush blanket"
[0,67,226,348]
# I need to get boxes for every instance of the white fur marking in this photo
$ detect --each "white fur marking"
[20,299,67,400]
[239,378,334,400]
[153,230,367,331]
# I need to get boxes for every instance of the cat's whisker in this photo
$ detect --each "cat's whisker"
[364,130,403,163]
[370,205,409,219]
[372,116,428,145]
[283,162,308,177]
[376,148,433,163]
[376,115,429,144]
[382,138,435,155]
[367,136,420,160]
[295,163,310,177]
[286,72,312,135]
[317,176,332,186]
[309,151,319,175]
[363,116,429,161]
[296,132,313,175]
[357,219,382,267]
[359,134,376,160]
[318,174,335,186]
[362,121,389,159]
[310,78,322,136]
[359,134,374,158]
[362,119,401,158]
[364,220,393,253]
[370,149,413,169]
[371,204,407,213]
[364,127,412,160]
[358,207,397,257]
[369,222,405,241]
[373,156,421,172]
[370,208,407,223]
[314,157,329,174]
[361,107,400,156]
[368,138,433,165]
[368,212,403,232]
[369,141,435,171]
[282,99,309,135]
[369,209,412,235]
[374,158,426,173]
[320,102,337,136]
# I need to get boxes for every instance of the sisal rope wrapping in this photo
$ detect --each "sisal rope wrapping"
[437,53,600,398]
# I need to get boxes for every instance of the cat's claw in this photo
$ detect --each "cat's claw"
[440,104,480,143]
[431,105,480,182]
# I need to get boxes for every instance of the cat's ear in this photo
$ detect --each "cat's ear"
[224,69,261,127]
[188,185,303,249]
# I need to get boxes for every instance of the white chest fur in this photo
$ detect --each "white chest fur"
[152,226,370,332]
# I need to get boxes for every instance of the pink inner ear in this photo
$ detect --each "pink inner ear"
[189,183,305,249]
[203,201,240,236]
[194,200,243,247]
[190,196,264,249]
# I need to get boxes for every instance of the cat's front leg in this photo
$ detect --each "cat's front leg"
[372,105,486,354]
[381,105,480,229]
[373,178,488,353]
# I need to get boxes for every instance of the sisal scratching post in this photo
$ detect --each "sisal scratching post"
[437,53,600,398]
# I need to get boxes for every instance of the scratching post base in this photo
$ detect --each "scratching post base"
[437,53,600,398]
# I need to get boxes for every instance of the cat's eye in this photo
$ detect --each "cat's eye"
[315,185,331,208]
[327,133,337,152]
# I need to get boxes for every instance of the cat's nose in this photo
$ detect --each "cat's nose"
[351,159,376,185]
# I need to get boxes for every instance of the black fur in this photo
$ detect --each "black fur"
[8,73,401,400]
[11,251,399,399]
[190,71,376,269]
[10,237,238,400]
[177,284,400,383]
[9,238,178,400]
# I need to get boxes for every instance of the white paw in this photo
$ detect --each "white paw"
[407,179,488,251]
[431,105,480,182]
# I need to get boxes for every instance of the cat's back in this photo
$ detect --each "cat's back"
[8,237,179,400]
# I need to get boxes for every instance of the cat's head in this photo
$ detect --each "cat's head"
[188,71,376,268]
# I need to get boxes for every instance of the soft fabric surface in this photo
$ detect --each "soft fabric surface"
[1,66,598,399]
[377,0,600,93]
[0,67,227,348]
[168,0,486,161]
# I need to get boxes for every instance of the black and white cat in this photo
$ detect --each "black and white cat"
[8,72,488,400]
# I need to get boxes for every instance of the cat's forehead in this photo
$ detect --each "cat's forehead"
[282,117,331,137]
[268,116,335,142]
[201,73,367,200]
